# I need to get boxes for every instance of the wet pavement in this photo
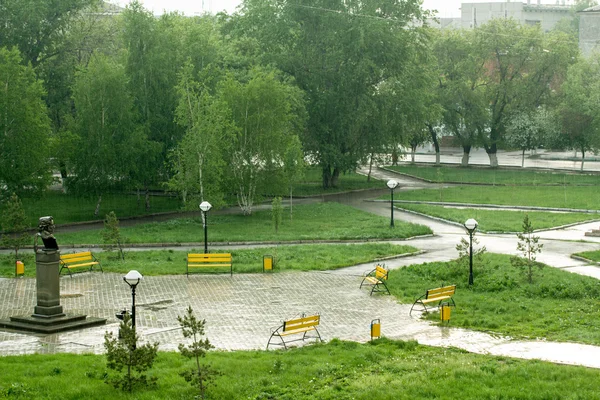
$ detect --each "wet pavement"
[2,164,600,370]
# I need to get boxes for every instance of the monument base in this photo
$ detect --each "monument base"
[0,314,106,334]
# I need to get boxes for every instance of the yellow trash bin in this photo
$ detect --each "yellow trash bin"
[263,255,274,272]
[440,303,451,322]
[370,319,381,340]
[15,261,24,277]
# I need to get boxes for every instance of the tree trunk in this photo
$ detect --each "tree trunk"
[145,188,150,211]
[410,145,416,163]
[289,186,293,221]
[461,145,471,167]
[581,149,585,172]
[94,194,102,217]
[322,166,340,188]
[488,152,499,168]
[427,124,441,166]
[137,188,141,207]
[522,149,525,168]
[367,153,374,182]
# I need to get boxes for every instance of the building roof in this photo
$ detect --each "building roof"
[580,5,600,12]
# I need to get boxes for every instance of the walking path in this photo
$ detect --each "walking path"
[2,166,600,370]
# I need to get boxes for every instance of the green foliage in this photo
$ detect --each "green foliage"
[177,306,217,399]
[0,47,52,195]
[511,214,544,284]
[103,314,159,392]
[0,193,31,261]
[455,236,487,272]
[271,197,283,233]
[101,211,125,260]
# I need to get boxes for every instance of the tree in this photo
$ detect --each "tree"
[235,0,427,188]
[102,211,125,260]
[0,47,52,195]
[0,0,99,68]
[70,54,147,216]
[0,193,31,262]
[168,62,232,209]
[104,314,159,392]
[472,21,576,167]
[558,56,600,171]
[511,214,544,284]
[177,306,217,400]
[505,107,559,167]
[218,67,306,215]
[121,2,183,189]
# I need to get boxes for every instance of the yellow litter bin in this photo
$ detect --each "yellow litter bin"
[263,255,274,272]
[440,302,451,322]
[15,261,24,277]
[370,319,381,340]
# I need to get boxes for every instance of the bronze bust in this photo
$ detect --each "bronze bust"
[34,216,58,252]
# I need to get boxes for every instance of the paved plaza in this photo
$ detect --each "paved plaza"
[3,165,600,370]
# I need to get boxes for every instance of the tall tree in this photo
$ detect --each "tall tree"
[70,54,145,216]
[235,0,426,188]
[0,0,100,68]
[169,62,233,209]
[473,20,576,167]
[121,2,183,186]
[0,47,52,194]
[558,56,600,171]
[219,67,306,215]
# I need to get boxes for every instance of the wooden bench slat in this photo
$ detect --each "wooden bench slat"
[59,252,102,277]
[187,253,233,276]
[267,314,322,349]
[62,262,99,269]
[359,264,390,296]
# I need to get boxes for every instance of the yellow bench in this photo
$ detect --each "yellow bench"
[59,251,102,277]
[187,253,232,276]
[410,285,456,315]
[267,314,322,350]
[359,264,390,295]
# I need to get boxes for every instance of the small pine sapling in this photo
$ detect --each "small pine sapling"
[0,193,31,262]
[511,214,544,283]
[103,314,159,392]
[102,211,125,260]
[177,306,218,400]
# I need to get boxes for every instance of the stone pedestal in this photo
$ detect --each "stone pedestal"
[33,250,65,318]
[0,250,106,334]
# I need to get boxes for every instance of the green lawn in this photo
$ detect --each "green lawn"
[572,250,600,263]
[11,167,379,226]
[388,164,600,186]
[0,243,418,278]
[395,204,596,232]
[387,185,600,210]
[1,339,599,399]
[54,203,431,245]
[388,253,600,345]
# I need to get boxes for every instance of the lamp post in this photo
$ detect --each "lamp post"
[464,218,478,286]
[123,270,143,329]
[386,179,399,227]
[199,201,212,254]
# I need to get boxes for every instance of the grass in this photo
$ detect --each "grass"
[573,250,600,263]
[1,339,600,399]
[388,185,600,210]
[0,243,418,278]
[9,167,379,227]
[269,166,383,197]
[388,164,600,186]
[388,253,600,345]
[18,192,181,226]
[54,203,432,245]
[395,204,597,232]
